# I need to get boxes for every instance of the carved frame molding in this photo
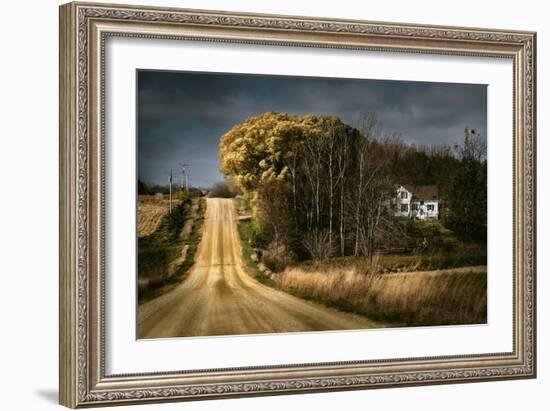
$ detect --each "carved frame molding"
[59,2,536,407]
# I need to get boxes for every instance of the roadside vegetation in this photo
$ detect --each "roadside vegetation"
[235,196,487,326]
[137,194,206,302]
[276,267,487,326]
[224,111,487,326]
[237,217,275,287]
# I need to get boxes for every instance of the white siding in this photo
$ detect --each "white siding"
[394,186,412,217]
[393,185,439,220]
[410,200,438,220]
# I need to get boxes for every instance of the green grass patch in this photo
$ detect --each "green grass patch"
[237,218,275,287]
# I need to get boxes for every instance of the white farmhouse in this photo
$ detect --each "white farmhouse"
[393,184,439,220]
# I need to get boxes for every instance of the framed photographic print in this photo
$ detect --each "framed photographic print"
[59,2,537,408]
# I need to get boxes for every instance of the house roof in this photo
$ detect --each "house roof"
[401,184,439,200]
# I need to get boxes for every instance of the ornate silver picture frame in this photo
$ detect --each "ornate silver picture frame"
[59,2,536,407]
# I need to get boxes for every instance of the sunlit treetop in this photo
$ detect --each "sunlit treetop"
[219,112,355,191]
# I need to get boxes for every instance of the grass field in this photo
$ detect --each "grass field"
[275,266,487,326]
[138,195,182,237]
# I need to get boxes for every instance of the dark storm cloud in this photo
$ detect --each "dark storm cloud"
[138,70,487,186]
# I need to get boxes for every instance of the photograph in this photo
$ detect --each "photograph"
[136,70,488,339]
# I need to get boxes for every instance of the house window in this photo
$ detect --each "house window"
[411,203,418,211]
[427,204,435,211]
[401,204,408,213]
[400,191,408,199]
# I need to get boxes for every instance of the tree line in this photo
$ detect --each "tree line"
[219,112,486,263]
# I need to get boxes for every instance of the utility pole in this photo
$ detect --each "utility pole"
[179,163,190,194]
[185,170,189,194]
[168,169,173,215]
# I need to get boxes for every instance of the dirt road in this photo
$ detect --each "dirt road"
[138,198,378,338]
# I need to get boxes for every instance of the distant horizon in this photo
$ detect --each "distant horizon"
[137,70,487,187]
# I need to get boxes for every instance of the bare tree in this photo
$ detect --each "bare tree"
[282,141,301,232]
[301,130,325,232]
[335,127,350,256]
[353,113,378,256]
[302,229,332,261]
[325,127,336,250]
[349,114,395,259]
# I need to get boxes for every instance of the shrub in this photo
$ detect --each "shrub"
[262,241,296,272]
[302,229,333,261]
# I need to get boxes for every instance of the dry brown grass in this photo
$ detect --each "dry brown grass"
[138,195,182,237]
[275,266,487,326]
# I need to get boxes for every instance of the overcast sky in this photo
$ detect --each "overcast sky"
[137,70,487,187]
